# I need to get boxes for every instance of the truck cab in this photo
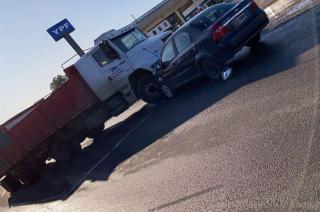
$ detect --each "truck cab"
[75,26,171,105]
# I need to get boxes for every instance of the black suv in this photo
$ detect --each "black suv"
[157,0,269,98]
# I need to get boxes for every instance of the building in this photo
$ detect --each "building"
[131,0,220,36]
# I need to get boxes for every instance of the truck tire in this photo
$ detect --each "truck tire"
[0,174,22,193]
[87,124,105,139]
[136,75,164,104]
[14,164,41,186]
[51,141,81,163]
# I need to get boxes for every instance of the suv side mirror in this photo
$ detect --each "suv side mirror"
[99,40,120,60]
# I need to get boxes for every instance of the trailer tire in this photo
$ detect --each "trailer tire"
[87,124,105,139]
[0,174,22,193]
[15,164,41,186]
[51,141,81,163]
[31,159,46,172]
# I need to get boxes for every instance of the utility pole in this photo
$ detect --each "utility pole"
[191,0,201,10]
[130,14,138,25]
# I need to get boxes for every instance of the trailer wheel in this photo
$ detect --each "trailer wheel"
[15,164,41,186]
[0,174,22,193]
[51,141,81,163]
[33,159,46,170]
[87,124,105,139]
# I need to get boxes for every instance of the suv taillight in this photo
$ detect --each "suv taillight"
[212,23,229,42]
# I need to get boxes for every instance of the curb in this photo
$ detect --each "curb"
[264,0,296,18]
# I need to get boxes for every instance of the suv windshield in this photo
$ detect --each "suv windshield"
[112,29,147,53]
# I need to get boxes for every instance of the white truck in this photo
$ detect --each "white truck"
[76,25,171,105]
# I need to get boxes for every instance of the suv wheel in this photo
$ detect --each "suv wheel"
[201,60,220,80]
[247,33,261,47]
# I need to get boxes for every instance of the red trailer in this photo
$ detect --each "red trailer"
[0,66,105,192]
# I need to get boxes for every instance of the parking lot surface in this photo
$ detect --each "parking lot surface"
[2,4,320,212]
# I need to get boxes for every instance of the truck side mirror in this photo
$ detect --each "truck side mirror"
[99,40,120,60]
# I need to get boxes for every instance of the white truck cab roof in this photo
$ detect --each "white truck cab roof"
[94,24,136,46]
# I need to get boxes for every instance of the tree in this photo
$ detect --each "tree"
[50,75,68,91]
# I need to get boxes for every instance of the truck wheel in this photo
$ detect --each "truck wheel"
[247,33,261,47]
[136,75,164,104]
[51,141,81,163]
[87,124,105,139]
[0,174,22,193]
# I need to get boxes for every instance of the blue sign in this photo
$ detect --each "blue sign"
[47,19,75,41]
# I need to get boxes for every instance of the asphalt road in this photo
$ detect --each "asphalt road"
[2,4,320,212]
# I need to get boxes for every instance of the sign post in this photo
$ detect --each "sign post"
[47,19,84,57]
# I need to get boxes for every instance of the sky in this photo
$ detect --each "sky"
[0,0,163,123]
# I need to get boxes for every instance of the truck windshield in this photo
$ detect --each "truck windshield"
[112,29,147,53]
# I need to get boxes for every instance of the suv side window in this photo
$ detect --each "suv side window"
[92,45,119,67]
[161,41,176,63]
[174,33,192,53]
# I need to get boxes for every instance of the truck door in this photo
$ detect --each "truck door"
[96,41,132,95]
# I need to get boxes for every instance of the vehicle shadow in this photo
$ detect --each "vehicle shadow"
[7,10,319,207]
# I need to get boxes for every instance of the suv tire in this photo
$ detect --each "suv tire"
[247,33,261,47]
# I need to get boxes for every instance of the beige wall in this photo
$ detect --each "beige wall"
[138,0,277,34]
[137,0,192,32]
[256,0,278,8]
